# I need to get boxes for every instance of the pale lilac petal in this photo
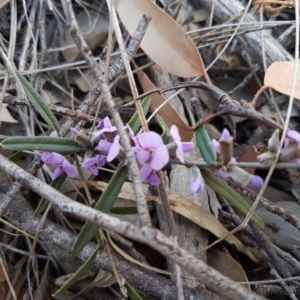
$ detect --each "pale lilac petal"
[107,135,120,162]
[42,152,64,165]
[88,165,99,175]
[215,169,229,178]
[137,132,163,149]
[50,131,58,137]
[92,128,109,137]
[51,166,64,180]
[212,139,220,154]
[151,144,169,170]
[170,125,181,142]
[140,164,152,181]
[103,117,113,128]
[176,144,185,163]
[135,149,151,163]
[96,140,112,152]
[71,128,79,137]
[182,142,195,153]
[83,156,100,168]
[189,177,204,193]
[294,158,300,164]
[247,175,263,188]
[219,129,231,143]
[286,130,300,145]
[62,159,78,178]
[147,171,161,185]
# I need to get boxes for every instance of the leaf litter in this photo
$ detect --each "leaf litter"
[0,0,299,299]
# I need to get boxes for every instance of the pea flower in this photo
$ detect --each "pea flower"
[133,131,169,184]
[212,128,263,188]
[41,151,78,180]
[83,155,106,175]
[96,135,120,162]
[93,117,117,137]
[188,166,205,193]
[170,125,195,163]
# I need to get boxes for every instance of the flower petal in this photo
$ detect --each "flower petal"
[212,139,221,154]
[137,132,163,149]
[147,171,161,185]
[219,128,231,143]
[135,149,151,163]
[107,135,120,162]
[151,144,169,170]
[182,142,195,153]
[189,177,204,193]
[62,159,78,178]
[71,128,79,137]
[42,152,64,165]
[170,125,181,142]
[96,140,112,152]
[140,164,152,181]
[247,175,263,188]
[51,166,64,180]
[286,130,300,145]
[175,144,184,163]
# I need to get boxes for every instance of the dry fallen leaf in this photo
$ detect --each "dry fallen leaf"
[0,104,18,123]
[89,181,263,263]
[264,60,300,100]
[207,249,250,290]
[237,145,259,175]
[114,0,205,77]
[136,68,194,141]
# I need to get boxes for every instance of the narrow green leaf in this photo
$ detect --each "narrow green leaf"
[35,174,67,216]
[156,115,171,144]
[53,247,98,298]
[128,96,151,133]
[2,136,82,153]
[202,169,264,228]
[195,125,216,164]
[125,282,143,300]
[73,166,128,254]
[15,70,60,132]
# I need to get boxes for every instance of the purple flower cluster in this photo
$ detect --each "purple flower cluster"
[41,117,264,194]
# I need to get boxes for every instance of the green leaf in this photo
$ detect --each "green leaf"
[202,169,264,228]
[2,136,82,153]
[125,282,143,300]
[128,96,151,133]
[195,125,216,164]
[156,115,171,144]
[34,174,67,216]
[73,166,128,254]
[15,70,60,132]
[53,247,98,298]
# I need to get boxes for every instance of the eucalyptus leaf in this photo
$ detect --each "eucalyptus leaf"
[15,70,60,132]
[202,169,264,228]
[128,96,151,133]
[53,247,98,297]
[2,136,82,153]
[73,166,128,254]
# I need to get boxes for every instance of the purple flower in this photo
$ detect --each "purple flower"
[170,125,195,163]
[93,117,117,137]
[285,130,300,147]
[247,175,264,188]
[96,135,120,162]
[71,128,80,137]
[41,151,78,180]
[219,128,231,143]
[83,155,106,175]
[189,176,204,193]
[132,131,169,185]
